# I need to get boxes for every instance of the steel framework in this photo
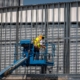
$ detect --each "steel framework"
[0,1,80,79]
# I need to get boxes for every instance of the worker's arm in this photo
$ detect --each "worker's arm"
[40,40,46,49]
[40,45,46,49]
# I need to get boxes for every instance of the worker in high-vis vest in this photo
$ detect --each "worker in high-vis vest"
[33,35,46,59]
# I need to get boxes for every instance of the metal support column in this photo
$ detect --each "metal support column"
[41,5,48,74]
[63,3,70,74]
[15,0,20,73]
[63,3,66,74]
[0,10,2,71]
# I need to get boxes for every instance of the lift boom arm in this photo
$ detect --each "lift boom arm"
[0,57,27,79]
[0,39,55,79]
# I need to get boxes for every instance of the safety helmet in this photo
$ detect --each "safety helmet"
[38,35,45,40]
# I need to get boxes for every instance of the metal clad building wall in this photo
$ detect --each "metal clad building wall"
[1,4,80,23]
[0,1,80,76]
[0,7,65,23]
[0,0,23,7]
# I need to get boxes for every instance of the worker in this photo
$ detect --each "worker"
[33,35,46,60]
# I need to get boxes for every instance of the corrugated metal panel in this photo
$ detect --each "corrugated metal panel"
[0,8,64,23]
[0,0,23,7]
[1,7,80,23]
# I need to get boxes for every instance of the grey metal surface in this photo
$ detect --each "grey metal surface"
[0,0,23,7]
[0,1,80,79]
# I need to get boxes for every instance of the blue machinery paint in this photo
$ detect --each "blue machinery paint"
[0,39,55,79]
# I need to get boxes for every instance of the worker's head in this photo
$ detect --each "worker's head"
[38,35,45,40]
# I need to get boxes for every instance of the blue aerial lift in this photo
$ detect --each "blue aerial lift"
[0,39,55,79]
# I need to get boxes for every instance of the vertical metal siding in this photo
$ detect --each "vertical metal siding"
[0,1,80,77]
[0,0,23,7]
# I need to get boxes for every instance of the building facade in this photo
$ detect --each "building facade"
[0,0,23,7]
[0,1,80,79]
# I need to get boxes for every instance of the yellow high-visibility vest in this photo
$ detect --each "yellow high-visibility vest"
[33,35,43,48]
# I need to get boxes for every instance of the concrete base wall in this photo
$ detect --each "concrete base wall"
[2,75,68,80]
